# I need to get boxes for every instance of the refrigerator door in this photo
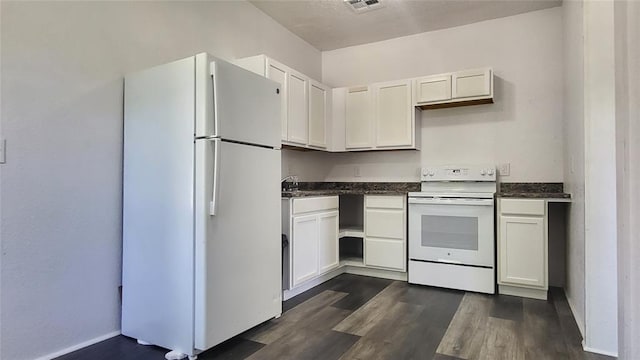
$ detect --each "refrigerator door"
[122,56,195,355]
[194,139,281,350]
[195,53,281,149]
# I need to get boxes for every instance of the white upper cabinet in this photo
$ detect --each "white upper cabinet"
[265,58,288,141]
[287,71,309,145]
[452,68,492,99]
[415,74,452,104]
[234,55,331,150]
[339,80,419,151]
[413,67,493,109]
[308,80,329,149]
[345,86,374,149]
[374,79,413,147]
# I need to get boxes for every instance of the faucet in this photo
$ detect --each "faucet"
[281,175,299,191]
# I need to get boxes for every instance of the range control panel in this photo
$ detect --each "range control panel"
[421,165,496,182]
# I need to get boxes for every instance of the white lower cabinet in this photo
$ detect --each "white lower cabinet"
[291,214,320,286]
[363,195,406,271]
[365,238,404,270]
[497,199,548,299]
[284,197,339,289]
[317,211,339,273]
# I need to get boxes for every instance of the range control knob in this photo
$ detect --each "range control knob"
[487,169,495,176]
[429,171,435,176]
[480,169,486,176]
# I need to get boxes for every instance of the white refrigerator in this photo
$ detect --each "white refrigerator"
[122,53,282,359]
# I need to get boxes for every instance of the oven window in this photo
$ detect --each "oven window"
[421,215,478,250]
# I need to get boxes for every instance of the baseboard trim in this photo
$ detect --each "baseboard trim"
[582,342,618,358]
[283,267,345,300]
[498,284,547,300]
[565,293,586,338]
[35,330,121,360]
[345,266,407,281]
[283,264,408,300]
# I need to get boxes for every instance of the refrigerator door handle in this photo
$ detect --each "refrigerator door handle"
[209,138,221,216]
[210,62,218,138]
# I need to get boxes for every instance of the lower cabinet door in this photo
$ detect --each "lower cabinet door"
[365,238,405,271]
[498,215,546,288]
[317,211,339,274]
[292,214,319,286]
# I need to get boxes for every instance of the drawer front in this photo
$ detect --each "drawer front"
[365,195,405,209]
[365,238,405,270]
[365,209,404,239]
[293,196,339,215]
[500,199,545,216]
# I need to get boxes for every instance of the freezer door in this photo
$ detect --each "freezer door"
[122,56,195,355]
[194,139,282,350]
[195,54,281,148]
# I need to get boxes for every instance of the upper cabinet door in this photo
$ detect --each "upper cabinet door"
[266,59,288,141]
[287,71,309,145]
[345,86,373,149]
[452,68,492,99]
[374,80,413,147]
[308,80,328,149]
[415,74,452,104]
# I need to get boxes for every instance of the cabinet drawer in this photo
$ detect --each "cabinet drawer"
[500,199,545,216]
[365,238,405,270]
[365,209,404,239]
[365,195,404,209]
[293,196,338,215]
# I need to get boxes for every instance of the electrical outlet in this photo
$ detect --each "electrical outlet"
[498,163,510,176]
[354,166,361,177]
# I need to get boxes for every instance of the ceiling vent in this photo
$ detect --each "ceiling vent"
[344,0,384,13]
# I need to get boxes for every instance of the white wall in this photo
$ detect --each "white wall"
[615,0,640,357]
[0,2,320,359]
[583,0,619,355]
[563,0,621,355]
[294,7,564,183]
[562,0,586,337]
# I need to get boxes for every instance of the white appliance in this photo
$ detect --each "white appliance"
[122,53,282,360]
[408,165,497,294]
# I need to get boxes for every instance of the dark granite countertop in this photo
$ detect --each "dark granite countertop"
[282,182,420,198]
[496,183,571,200]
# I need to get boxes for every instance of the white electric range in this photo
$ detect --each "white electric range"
[408,165,497,294]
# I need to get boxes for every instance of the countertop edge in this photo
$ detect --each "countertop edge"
[282,190,410,198]
[496,193,572,201]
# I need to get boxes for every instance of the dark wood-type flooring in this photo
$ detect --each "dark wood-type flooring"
[56,274,613,360]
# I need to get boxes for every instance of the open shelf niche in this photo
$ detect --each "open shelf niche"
[338,194,365,267]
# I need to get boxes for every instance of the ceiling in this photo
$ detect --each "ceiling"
[249,0,562,51]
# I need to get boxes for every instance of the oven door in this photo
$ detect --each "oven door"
[408,197,494,268]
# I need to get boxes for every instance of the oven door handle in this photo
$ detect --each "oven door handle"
[408,197,494,206]
[437,259,463,265]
